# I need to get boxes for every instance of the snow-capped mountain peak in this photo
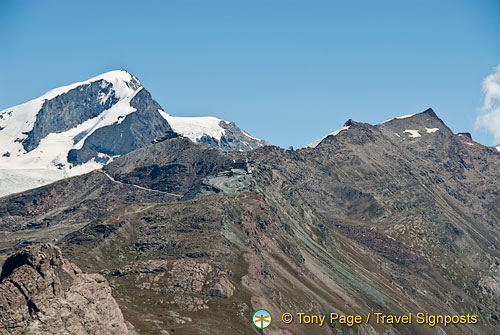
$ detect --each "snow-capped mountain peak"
[42,70,141,101]
[0,70,141,156]
[0,70,267,197]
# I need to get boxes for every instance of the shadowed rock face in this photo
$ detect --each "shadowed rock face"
[67,88,176,165]
[0,244,128,335]
[22,79,126,152]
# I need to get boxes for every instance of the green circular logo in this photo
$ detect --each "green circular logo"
[253,309,272,329]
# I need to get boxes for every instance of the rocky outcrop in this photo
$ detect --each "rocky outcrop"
[0,244,128,335]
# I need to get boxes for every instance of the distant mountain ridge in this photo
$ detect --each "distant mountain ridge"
[0,70,268,197]
[306,108,500,153]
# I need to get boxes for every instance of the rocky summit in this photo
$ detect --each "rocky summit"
[0,108,498,334]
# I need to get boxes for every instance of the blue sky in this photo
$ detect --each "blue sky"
[1,0,499,148]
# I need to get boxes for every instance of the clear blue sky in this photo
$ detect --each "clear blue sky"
[1,0,499,148]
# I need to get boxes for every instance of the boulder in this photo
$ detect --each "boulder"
[0,244,128,335]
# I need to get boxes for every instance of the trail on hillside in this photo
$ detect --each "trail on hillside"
[98,169,183,198]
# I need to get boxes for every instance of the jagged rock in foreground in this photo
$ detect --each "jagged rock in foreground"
[0,244,128,335]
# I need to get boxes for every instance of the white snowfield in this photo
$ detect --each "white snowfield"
[497,146,500,152]
[158,110,227,142]
[0,70,253,198]
[382,114,416,123]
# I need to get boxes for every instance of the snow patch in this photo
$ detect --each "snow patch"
[241,129,259,140]
[395,133,401,137]
[425,127,439,133]
[383,114,416,123]
[403,129,421,138]
[496,146,500,152]
[305,126,350,148]
[98,90,112,104]
[396,114,416,120]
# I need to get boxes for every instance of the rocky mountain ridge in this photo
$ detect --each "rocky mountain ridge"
[0,109,498,334]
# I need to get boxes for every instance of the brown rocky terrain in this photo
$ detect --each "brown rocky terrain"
[0,244,128,335]
[0,109,498,334]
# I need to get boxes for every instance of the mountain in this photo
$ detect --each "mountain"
[0,108,498,334]
[0,70,268,197]
[306,111,498,150]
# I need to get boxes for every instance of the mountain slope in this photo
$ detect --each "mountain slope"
[0,70,268,197]
[0,109,498,334]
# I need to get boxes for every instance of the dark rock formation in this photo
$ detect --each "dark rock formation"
[67,88,175,165]
[0,244,128,335]
[23,77,139,152]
